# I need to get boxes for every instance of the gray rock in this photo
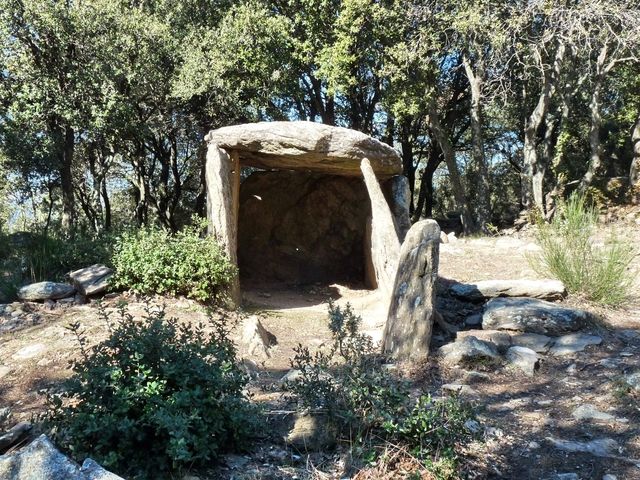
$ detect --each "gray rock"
[624,372,640,391]
[280,369,303,385]
[383,220,439,360]
[442,383,478,396]
[439,336,501,366]
[549,333,602,356]
[440,231,449,244]
[547,437,619,457]
[555,474,579,480]
[285,414,337,451]
[12,344,45,360]
[506,346,539,376]
[602,475,617,480]
[450,279,566,301]
[464,313,483,327]
[17,282,75,301]
[69,265,113,296]
[483,297,588,335]
[510,333,554,353]
[0,434,122,479]
[571,404,621,423]
[206,121,401,177]
[0,422,31,451]
[464,419,482,434]
[0,408,11,425]
[240,316,277,358]
[457,329,512,354]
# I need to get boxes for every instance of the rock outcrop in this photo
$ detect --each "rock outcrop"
[17,282,75,302]
[0,434,122,480]
[69,265,113,296]
[482,297,588,335]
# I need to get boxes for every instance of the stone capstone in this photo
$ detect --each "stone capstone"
[0,434,122,479]
[482,297,588,335]
[382,220,439,360]
[69,265,113,296]
[206,121,402,177]
[17,282,75,301]
[449,279,566,301]
[238,171,370,284]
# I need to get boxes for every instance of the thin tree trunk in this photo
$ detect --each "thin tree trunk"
[630,113,640,204]
[579,46,608,192]
[60,125,75,235]
[462,54,490,232]
[426,98,475,234]
[523,42,566,212]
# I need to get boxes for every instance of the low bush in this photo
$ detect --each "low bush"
[528,193,637,306]
[287,302,477,476]
[45,303,257,479]
[111,220,236,303]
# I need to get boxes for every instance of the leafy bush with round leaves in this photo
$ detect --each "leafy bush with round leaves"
[45,303,257,479]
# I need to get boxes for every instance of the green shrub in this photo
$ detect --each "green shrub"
[45,303,257,479]
[528,193,637,306]
[111,220,236,303]
[287,302,477,472]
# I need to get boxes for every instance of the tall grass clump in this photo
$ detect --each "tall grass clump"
[528,193,637,306]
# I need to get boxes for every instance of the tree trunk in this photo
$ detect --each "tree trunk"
[630,114,640,204]
[60,125,75,235]
[462,54,490,232]
[523,42,565,212]
[426,98,475,234]
[579,46,608,193]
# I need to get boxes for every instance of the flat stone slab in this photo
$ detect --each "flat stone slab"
[450,279,566,301]
[206,121,402,177]
[572,404,625,423]
[17,282,75,301]
[510,333,554,353]
[69,264,113,296]
[456,329,512,354]
[547,437,619,457]
[482,297,588,335]
[549,333,602,356]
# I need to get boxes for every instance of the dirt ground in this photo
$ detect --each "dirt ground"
[1,219,639,479]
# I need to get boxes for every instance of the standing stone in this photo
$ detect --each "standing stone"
[382,220,440,360]
[361,158,401,294]
[206,145,241,306]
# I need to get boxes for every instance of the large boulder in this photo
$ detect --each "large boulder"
[482,297,588,335]
[17,282,75,301]
[439,336,501,366]
[206,121,402,177]
[449,279,566,301]
[69,265,113,296]
[0,434,122,479]
[382,220,440,360]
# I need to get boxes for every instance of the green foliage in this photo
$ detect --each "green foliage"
[45,303,257,479]
[111,221,236,303]
[287,302,477,470]
[0,231,113,300]
[528,193,637,306]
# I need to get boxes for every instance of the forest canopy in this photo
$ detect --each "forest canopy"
[1,0,639,236]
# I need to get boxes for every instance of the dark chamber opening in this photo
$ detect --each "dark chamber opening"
[237,170,371,286]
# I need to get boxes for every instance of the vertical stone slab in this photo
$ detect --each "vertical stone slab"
[360,158,401,294]
[382,219,440,360]
[206,144,241,306]
[385,175,411,242]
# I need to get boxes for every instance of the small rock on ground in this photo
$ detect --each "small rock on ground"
[439,336,501,366]
[506,346,539,376]
[571,404,620,423]
[547,437,619,458]
[549,333,602,356]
